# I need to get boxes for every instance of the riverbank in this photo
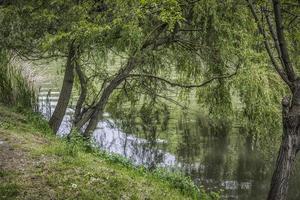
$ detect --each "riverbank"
[0,105,218,200]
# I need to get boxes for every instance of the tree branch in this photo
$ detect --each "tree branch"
[74,60,88,124]
[264,9,285,68]
[128,62,241,89]
[272,0,297,82]
[133,80,188,109]
[246,0,292,88]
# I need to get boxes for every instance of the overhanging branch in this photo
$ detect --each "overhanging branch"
[264,10,285,68]
[246,0,292,88]
[272,0,296,82]
[128,62,241,89]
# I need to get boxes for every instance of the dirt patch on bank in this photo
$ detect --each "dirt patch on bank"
[0,131,56,200]
[0,132,30,172]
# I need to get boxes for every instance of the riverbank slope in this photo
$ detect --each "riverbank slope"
[0,106,216,200]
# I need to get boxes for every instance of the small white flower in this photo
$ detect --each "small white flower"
[71,183,77,189]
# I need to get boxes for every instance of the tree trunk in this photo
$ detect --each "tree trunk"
[267,135,298,200]
[73,59,87,126]
[48,42,77,133]
[82,79,118,137]
[82,57,138,137]
[74,108,94,130]
[267,94,300,200]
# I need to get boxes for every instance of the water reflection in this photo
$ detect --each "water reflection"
[38,88,300,200]
[92,120,177,168]
[175,118,273,199]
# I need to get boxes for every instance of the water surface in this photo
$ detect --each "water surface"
[38,88,300,200]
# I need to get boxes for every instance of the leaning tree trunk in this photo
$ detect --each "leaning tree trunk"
[73,59,87,126]
[82,57,138,138]
[48,43,77,133]
[267,95,300,200]
[82,79,119,137]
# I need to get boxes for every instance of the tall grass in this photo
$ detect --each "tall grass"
[0,50,36,109]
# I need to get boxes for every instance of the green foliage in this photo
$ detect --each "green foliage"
[0,104,213,199]
[233,64,286,138]
[0,0,297,141]
[0,170,20,200]
[1,0,300,198]
[96,150,213,199]
[65,131,93,156]
[0,182,19,200]
[140,0,183,30]
[0,105,218,199]
[94,147,201,197]
[97,150,136,168]
[152,168,200,199]
[0,51,35,109]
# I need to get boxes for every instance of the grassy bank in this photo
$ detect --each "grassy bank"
[0,106,218,200]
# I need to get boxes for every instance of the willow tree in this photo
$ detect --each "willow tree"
[0,1,78,132]
[0,0,109,133]
[246,0,300,199]
[43,0,102,133]
[72,0,185,136]
[0,1,54,107]
[73,0,283,140]
[182,0,298,198]
[73,0,241,136]
[79,1,296,199]
[33,0,110,133]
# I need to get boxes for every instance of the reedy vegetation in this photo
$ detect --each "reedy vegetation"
[0,50,35,108]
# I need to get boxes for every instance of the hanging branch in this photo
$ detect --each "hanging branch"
[139,81,187,109]
[246,0,292,88]
[128,62,241,89]
[272,0,297,82]
[74,61,87,124]
[263,9,285,68]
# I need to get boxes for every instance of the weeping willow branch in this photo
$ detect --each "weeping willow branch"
[272,0,296,82]
[246,0,292,88]
[263,9,285,68]
[138,81,187,109]
[144,90,187,109]
[128,62,240,89]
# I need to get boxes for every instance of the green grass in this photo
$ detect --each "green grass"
[0,105,219,200]
[0,183,20,200]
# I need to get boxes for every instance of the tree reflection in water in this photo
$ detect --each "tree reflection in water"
[38,91,300,200]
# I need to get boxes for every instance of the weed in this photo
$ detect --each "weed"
[0,183,20,200]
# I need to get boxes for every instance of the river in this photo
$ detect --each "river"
[38,87,300,200]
